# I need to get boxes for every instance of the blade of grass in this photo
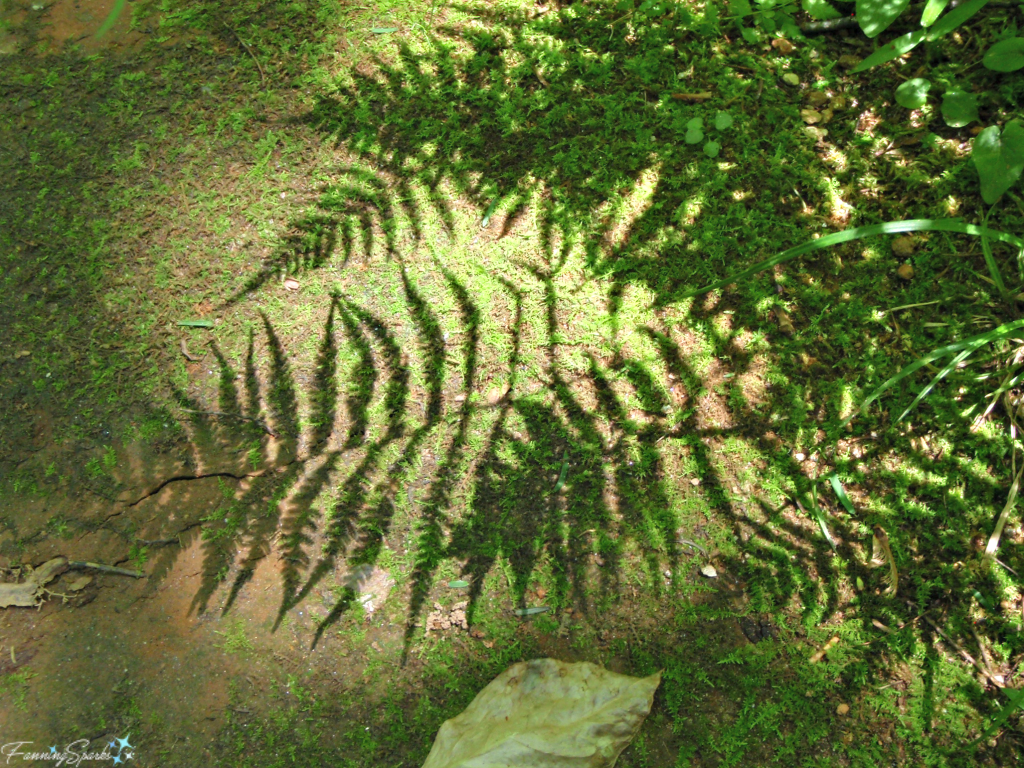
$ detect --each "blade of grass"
[795,485,837,551]
[968,687,1024,749]
[847,318,1024,425]
[828,473,857,516]
[686,219,1024,297]
[981,205,1008,297]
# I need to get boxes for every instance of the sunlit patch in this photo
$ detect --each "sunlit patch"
[598,163,661,250]
[855,110,881,136]
[731,189,751,202]
[946,196,961,215]
[821,146,847,172]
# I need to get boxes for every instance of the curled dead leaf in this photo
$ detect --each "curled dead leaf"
[809,635,840,663]
[700,564,718,578]
[772,38,796,55]
[776,309,795,335]
[283,277,300,291]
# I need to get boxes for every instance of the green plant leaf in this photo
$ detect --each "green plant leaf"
[714,111,734,130]
[973,122,1024,205]
[926,0,989,41]
[920,0,949,25]
[685,127,704,144]
[895,78,931,109]
[371,27,399,34]
[941,89,978,127]
[686,117,703,130]
[740,26,761,43]
[802,0,843,19]
[703,140,721,158]
[686,218,1024,296]
[983,37,1024,72]
[177,319,214,328]
[970,688,1024,748]
[851,29,926,72]
[857,0,910,38]
[448,580,470,588]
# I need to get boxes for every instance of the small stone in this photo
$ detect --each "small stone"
[794,452,806,462]
[897,263,915,281]
[701,565,718,578]
[782,73,800,86]
[690,478,701,486]
[838,55,861,70]
[892,236,915,258]
[283,277,300,291]
[836,703,850,716]
[801,109,822,125]
[807,91,829,108]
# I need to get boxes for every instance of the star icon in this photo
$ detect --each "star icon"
[116,735,134,752]
[49,747,57,754]
[112,756,122,766]
[108,740,118,750]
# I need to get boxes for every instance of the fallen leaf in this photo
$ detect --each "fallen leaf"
[803,126,828,142]
[776,309,795,335]
[772,38,796,54]
[15,350,31,359]
[514,606,550,616]
[283,277,300,291]
[838,55,861,70]
[897,263,915,281]
[782,73,800,86]
[701,564,717,578]
[448,580,470,588]
[809,635,840,663]
[422,659,660,768]
[177,319,214,328]
[66,575,92,592]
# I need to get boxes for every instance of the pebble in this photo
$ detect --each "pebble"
[897,263,915,281]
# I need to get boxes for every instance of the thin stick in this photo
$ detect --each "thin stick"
[986,425,1022,556]
[222,21,266,82]
[178,408,277,437]
[67,561,144,578]
[921,613,1003,688]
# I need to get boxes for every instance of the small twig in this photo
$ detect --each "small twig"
[177,408,277,437]
[921,612,1004,688]
[66,561,144,578]
[222,21,266,82]
[136,537,178,547]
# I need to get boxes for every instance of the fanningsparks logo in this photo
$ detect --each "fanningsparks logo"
[1,735,135,765]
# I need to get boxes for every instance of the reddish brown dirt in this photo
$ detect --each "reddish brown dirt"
[0,0,144,56]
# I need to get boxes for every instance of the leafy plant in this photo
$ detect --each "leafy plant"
[688,217,1024,421]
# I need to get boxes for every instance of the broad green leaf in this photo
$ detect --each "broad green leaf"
[919,0,949,25]
[714,111,734,130]
[983,37,1024,72]
[371,27,399,34]
[802,0,843,19]
[973,121,1024,204]
[448,580,470,588]
[729,0,754,16]
[851,29,926,72]
[685,127,705,144]
[704,140,721,157]
[177,319,214,328]
[686,218,1024,296]
[686,117,704,130]
[941,89,978,127]
[895,78,931,109]
[857,0,910,38]
[926,0,989,41]
[740,26,761,43]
